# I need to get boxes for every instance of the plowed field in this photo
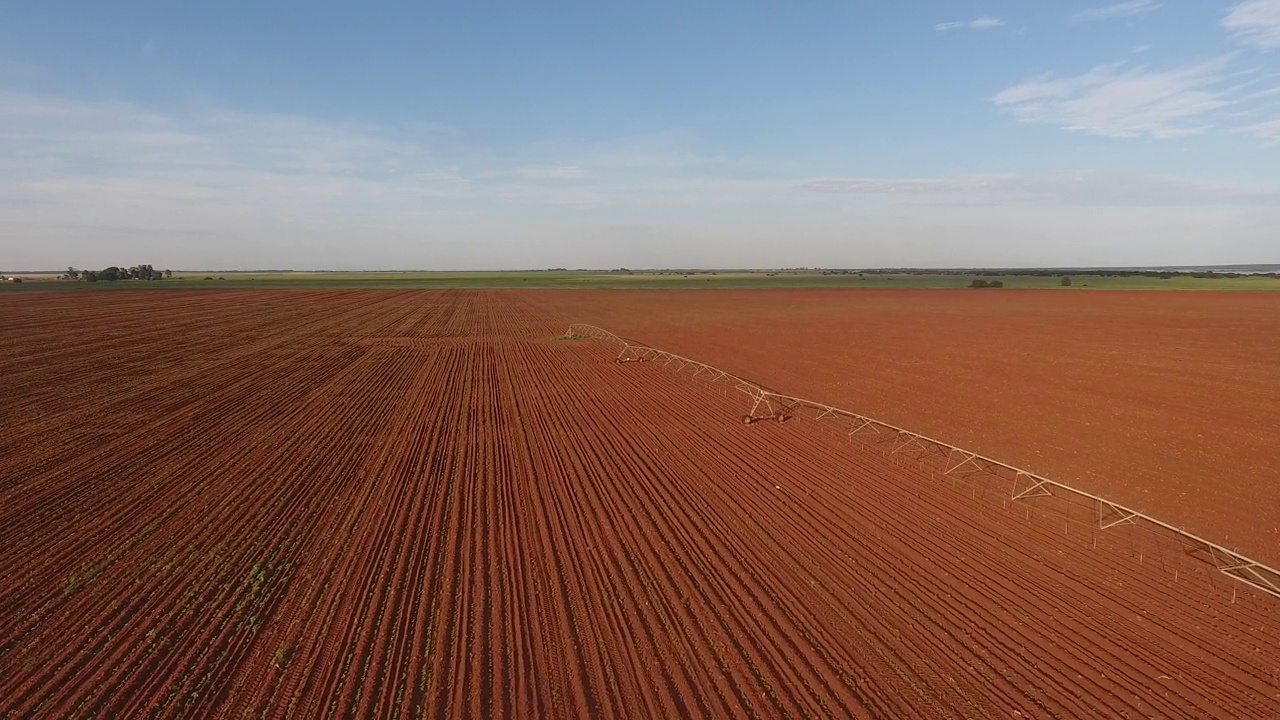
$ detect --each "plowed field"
[540,289,1280,566]
[1,289,1277,718]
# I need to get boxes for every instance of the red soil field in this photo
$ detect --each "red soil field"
[541,289,1280,567]
[1,289,1277,718]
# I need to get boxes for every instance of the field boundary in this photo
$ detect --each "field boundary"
[563,322,1280,602]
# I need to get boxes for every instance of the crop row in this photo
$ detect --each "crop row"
[0,290,1276,717]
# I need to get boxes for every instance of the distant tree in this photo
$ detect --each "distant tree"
[989,280,1004,288]
[65,266,79,281]
[203,276,213,280]
[164,269,172,279]
[100,266,122,282]
[1060,276,1072,286]
[83,270,98,282]
[969,279,989,288]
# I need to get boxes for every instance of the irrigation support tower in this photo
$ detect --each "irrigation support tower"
[563,322,1280,603]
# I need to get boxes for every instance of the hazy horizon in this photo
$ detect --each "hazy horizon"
[10,263,1280,275]
[4,2,1280,270]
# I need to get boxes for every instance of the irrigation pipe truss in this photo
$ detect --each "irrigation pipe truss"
[563,323,1280,602]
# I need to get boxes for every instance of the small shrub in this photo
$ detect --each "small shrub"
[1060,276,1072,286]
[989,280,1004,288]
[969,279,989,288]
[203,276,213,280]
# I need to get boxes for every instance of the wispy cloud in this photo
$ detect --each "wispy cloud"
[935,17,1004,33]
[1224,0,1280,51]
[1072,1,1162,24]
[0,87,785,267]
[969,17,1005,30]
[992,57,1250,138]
[3,84,1276,270]
[510,164,587,180]
[0,89,710,212]
[801,171,1280,206]
[1237,118,1280,140]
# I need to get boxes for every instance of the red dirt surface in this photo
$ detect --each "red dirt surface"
[1,289,1277,718]
[542,289,1280,567]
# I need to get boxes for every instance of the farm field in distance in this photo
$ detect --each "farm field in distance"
[5,268,1280,291]
[1,288,1278,717]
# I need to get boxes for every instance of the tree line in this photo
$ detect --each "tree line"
[63,265,172,282]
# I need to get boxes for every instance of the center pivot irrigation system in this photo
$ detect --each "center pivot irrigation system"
[563,323,1280,602]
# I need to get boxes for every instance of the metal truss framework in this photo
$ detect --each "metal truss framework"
[563,323,1280,602]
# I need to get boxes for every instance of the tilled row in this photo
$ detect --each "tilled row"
[1,289,1276,718]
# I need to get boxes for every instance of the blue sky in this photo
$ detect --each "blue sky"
[3,1,1280,269]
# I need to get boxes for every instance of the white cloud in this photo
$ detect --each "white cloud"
[1072,1,1162,24]
[510,164,587,180]
[992,57,1251,138]
[0,89,711,212]
[936,17,1004,32]
[1224,0,1280,51]
[0,87,783,268]
[2,86,1277,270]
[805,175,1010,196]
[1237,118,1280,139]
[801,171,1280,206]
